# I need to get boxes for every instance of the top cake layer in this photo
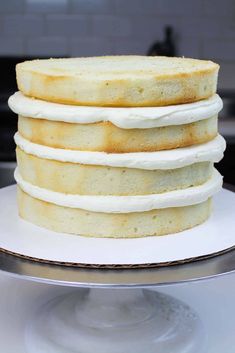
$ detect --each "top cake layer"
[16,56,219,107]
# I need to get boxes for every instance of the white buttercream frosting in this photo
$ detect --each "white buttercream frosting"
[15,168,223,213]
[9,91,223,129]
[15,133,226,170]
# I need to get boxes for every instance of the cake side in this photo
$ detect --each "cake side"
[18,116,218,153]
[16,56,219,107]
[17,187,212,238]
[16,148,213,196]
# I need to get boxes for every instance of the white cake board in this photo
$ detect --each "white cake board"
[0,185,234,268]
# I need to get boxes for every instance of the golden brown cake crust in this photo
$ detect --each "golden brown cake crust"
[16,56,219,107]
[18,116,218,153]
[16,147,213,196]
[17,187,212,238]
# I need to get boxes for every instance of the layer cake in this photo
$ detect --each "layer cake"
[8,56,225,238]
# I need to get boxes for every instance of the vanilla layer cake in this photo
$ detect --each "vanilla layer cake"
[8,56,225,238]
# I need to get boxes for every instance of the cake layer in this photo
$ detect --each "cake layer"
[9,92,222,129]
[16,56,219,107]
[17,187,212,238]
[17,147,213,196]
[18,116,218,153]
[15,168,222,213]
[15,133,225,170]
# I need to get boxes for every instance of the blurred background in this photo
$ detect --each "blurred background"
[0,0,234,187]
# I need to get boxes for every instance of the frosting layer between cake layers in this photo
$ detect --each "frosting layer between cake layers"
[15,168,222,213]
[14,132,225,170]
[9,91,222,129]
[11,92,222,153]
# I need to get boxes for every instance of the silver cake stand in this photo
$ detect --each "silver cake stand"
[0,245,235,353]
[0,178,234,353]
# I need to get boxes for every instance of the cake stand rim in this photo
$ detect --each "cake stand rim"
[0,242,235,288]
[0,183,235,288]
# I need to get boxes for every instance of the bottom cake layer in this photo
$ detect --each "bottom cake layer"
[17,187,212,238]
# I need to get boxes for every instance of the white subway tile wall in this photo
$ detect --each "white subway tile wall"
[70,37,114,56]
[0,0,24,13]
[26,36,68,56]
[0,0,234,88]
[156,0,202,16]
[46,15,90,36]
[3,15,44,37]
[70,0,115,15]
[0,38,24,55]
[92,15,132,37]
[26,0,68,13]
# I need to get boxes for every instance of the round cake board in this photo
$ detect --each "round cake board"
[0,185,234,269]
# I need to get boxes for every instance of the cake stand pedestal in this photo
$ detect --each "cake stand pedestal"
[0,249,235,353]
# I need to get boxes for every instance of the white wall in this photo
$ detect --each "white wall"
[0,0,235,89]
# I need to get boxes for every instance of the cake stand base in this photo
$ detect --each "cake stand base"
[25,288,205,353]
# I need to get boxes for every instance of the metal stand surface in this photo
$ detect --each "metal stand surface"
[0,250,235,353]
[1,183,235,352]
